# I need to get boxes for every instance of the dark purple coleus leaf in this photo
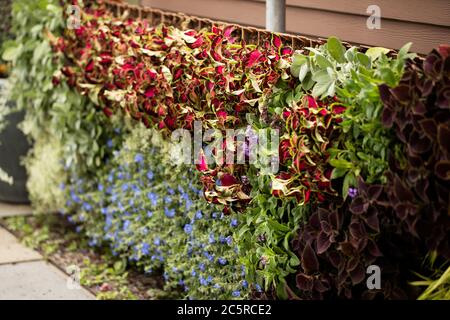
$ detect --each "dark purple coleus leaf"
[349,196,369,215]
[302,243,319,274]
[435,161,450,180]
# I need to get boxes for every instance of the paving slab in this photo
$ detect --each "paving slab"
[0,202,32,218]
[0,227,41,264]
[0,260,95,300]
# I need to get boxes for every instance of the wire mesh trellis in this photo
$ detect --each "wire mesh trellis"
[101,0,332,51]
[99,0,414,58]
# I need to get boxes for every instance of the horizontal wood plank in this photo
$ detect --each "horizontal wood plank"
[139,0,450,54]
[248,0,450,27]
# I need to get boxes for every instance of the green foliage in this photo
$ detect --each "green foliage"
[23,133,65,213]
[63,125,249,299]
[411,263,450,300]
[237,168,307,298]
[4,0,119,211]
[79,257,138,300]
[291,38,415,195]
[0,79,13,184]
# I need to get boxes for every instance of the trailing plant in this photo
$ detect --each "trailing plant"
[3,0,119,211]
[290,38,414,197]
[63,124,249,299]
[23,133,65,213]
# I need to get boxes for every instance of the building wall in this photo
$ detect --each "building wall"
[139,0,450,54]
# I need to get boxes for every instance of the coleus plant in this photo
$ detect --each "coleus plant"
[55,0,294,212]
[288,46,450,300]
[271,94,345,205]
[379,44,450,258]
[290,37,415,198]
[290,177,425,300]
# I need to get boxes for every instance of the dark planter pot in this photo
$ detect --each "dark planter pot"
[0,79,29,203]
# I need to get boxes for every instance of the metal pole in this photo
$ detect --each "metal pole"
[266,0,286,33]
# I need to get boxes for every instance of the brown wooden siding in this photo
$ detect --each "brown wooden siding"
[139,0,450,54]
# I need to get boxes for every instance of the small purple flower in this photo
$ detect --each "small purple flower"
[141,242,150,255]
[218,258,227,265]
[230,219,238,228]
[134,153,144,164]
[164,207,176,218]
[184,224,193,234]
[232,290,241,297]
[348,187,358,199]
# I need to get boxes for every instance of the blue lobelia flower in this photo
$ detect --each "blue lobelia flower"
[123,220,131,231]
[164,196,172,204]
[154,237,161,246]
[226,236,233,246]
[147,211,153,218]
[218,258,227,265]
[242,280,248,288]
[195,211,203,220]
[147,192,158,206]
[82,202,92,212]
[141,243,150,256]
[134,153,144,164]
[107,139,113,148]
[230,219,238,227]
[184,224,193,234]
[164,207,176,218]
[208,233,216,244]
[199,263,206,271]
[232,290,241,297]
[146,171,154,180]
[199,277,208,286]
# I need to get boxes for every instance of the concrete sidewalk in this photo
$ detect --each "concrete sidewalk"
[0,203,95,300]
